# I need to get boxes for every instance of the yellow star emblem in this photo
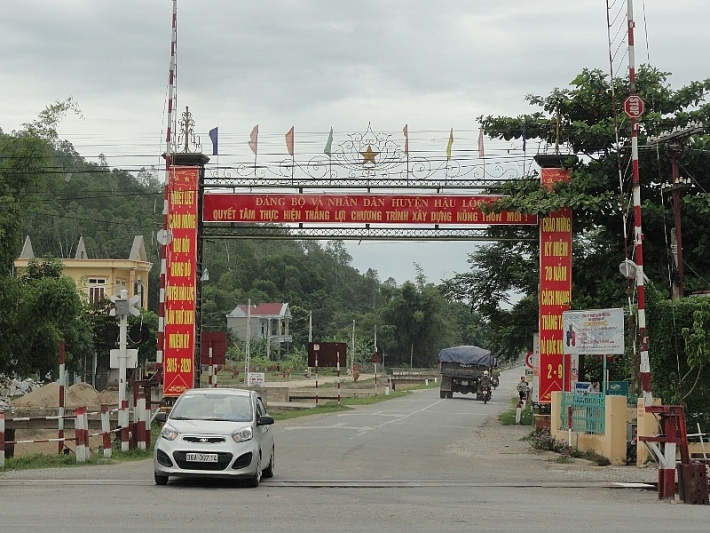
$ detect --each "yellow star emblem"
[360,145,378,165]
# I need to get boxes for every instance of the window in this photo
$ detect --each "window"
[88,278,106,304]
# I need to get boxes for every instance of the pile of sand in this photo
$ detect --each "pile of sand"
[11,382,118,410]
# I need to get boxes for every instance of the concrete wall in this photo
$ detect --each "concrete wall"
[551,391,628,466]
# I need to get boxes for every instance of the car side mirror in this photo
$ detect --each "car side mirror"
[257,415,275,426]
[154,411,167,423]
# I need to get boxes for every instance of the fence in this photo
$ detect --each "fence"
[560,391,606,435]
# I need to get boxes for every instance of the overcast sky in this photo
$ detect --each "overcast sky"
[2,1,708,285]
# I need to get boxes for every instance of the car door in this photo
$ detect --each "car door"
[255,396,274,463]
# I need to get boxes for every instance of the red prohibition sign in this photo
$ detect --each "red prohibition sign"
[623,95,645,119]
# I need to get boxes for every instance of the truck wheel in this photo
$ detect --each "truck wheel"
[447,391,454,398]
[440,390,446,399]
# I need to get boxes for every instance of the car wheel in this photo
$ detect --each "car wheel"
[262,445,275,478]
[154,472,169,486]
[247,453,262,488]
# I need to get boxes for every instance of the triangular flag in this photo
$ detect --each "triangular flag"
[403,124,409,155]
[478,128,485,158]
[248,124,259,155]
[446,128,454,160]
[285,126,295,157]
[324,127,334,158]
[208,127,218,156]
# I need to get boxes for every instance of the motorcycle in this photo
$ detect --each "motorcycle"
[491,376,499,390]
[481,384,492,404]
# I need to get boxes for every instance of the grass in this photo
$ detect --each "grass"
[1,439,154,471]
[498,396,534,426]
[526,426,611,466]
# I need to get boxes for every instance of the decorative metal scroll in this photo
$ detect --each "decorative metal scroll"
[201,223,536,242]
[204,124,524,190]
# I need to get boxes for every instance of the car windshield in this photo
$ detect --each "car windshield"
[170,393,253,422]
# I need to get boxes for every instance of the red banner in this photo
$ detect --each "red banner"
[538,168,572,403]
[163,166,199,397]
[202,193,537,226]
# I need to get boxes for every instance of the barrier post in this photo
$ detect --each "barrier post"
[82,409,91,462]
[137,393,147,451]
[101,403,112,458]
[75,407,86,463]
[0,412,5,468]
[58,340,66,454]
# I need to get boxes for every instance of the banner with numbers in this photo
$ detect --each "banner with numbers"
[163,166,198,396]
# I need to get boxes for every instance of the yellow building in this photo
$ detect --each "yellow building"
[14,235,152,309]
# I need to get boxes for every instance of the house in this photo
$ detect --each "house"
[226,303,292,344]
[14,235,152,309]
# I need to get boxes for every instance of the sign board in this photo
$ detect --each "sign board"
[623,95,645,119]
[531,333,540,404]
[562,308,625,355]
[575,381,592,393]
[110,349,138,369]
[163,166,199,396]
[247,372,265,387]
[606,381,628,397]
[308,342,347,368]
[525,351,534,369]
[200,331,228,365]
[203,193,538,226]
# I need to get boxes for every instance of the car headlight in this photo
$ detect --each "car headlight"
[160,424,179,441]
[232,426,253,443]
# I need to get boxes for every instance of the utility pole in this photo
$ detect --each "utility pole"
[647,123,702,299]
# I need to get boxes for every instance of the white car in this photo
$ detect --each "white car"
[153,388,275,487]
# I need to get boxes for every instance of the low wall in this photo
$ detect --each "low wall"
[550,391,627,466]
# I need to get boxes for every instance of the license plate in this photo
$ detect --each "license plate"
[186,453,218,463]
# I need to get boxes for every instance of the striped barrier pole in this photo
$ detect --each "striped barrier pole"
[101,404,112,458]
[58,340,66,454]
[0,412,5,468]
[136,394,147,451]
[120,399,130,453]
[82,409,90,462]
[75,407,86,463]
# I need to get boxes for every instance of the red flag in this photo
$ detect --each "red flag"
[477,128,485,158]
[248,124,259,155]
[285,126,294,157]
[403,124,409,155]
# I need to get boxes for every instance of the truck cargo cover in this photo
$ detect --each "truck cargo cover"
[438,345,495,366]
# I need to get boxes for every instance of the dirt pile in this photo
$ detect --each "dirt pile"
[11,382,118,410]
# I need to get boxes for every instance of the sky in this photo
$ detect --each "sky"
[2,1,709,285]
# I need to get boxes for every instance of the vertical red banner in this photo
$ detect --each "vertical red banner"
[163,166,198,396]
[538,167,572,403]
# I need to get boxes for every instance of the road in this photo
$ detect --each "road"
[0,369,707,532]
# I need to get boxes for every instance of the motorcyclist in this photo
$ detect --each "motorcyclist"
[479,370,492,398]
[491,365,500,388]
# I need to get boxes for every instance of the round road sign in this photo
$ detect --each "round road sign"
[623,95,645,119]
[525,351,534,369]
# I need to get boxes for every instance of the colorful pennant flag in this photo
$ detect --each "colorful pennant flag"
[285,126,295,157]
[403,124,409,155]
[208,127,218,156]
[478,128,485,158]
[248,124,259,155]
[324,127,334,158]
[446,128,454,160]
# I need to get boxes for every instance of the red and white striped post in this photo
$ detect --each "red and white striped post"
[101,403,112,458]
[75,406,87,463]
[627,0,652,408]
[0,412,5,468]
[136,393,147,451]
[157,0,179,372]
[336,352,341,406]
[120,397,130,453]
[58,340,66,454]
[208,337,215,388]
[314,353,319,406]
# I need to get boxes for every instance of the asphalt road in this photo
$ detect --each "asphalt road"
[1,369,707,532]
